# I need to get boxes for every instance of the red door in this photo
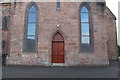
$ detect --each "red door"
[52,32,64,63]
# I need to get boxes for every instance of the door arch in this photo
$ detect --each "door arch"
[52,32,64,63]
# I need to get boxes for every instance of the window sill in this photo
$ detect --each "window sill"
[2,29,8,31]
[79,51,94,54]
[22,51,37,54]
[56,9,60,11]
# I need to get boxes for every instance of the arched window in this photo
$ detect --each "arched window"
[2,40,5,50]
[23,2,38,52]
[81,6,90,44]
[79,3,94,52]
[57,0,60,10]
[2,16,8,30]
[27,6,36,40]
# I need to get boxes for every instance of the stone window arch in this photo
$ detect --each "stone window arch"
[23,2,39,53]
[79,2,94,52]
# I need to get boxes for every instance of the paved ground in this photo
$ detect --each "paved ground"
[2,61,118,78]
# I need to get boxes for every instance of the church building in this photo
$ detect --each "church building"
[1,1,118,66]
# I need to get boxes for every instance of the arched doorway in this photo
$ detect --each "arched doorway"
[52,32,64,64]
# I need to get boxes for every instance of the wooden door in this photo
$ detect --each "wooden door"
[52,32,64,63]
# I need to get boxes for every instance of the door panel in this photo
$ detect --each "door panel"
[52,42,64,63]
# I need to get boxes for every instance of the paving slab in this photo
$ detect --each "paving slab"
[2,61,118,78]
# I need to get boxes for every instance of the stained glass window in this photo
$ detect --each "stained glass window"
[57,0,60,10]
[2,16,8,30]
[81,5,90,44]
[27,6,36,40]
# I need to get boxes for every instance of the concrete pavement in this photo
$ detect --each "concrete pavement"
[2,61,118,78]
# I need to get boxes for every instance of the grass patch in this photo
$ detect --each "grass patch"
[119,56,120,59]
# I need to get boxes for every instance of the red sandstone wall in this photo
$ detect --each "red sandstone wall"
[2,3,11,54]
[5,2,112,66]
[105,7,118,60]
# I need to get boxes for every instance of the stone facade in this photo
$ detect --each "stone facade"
[105,7,118,60]
[1,3,11,54]
[1,2,118,66]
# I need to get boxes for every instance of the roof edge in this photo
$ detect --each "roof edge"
[106,7,116,20]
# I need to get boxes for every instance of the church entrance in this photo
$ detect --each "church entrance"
[52,32,64,64]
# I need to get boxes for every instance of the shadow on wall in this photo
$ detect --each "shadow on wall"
[118,46,120,56]
[2,54,8,65]
[118,46,120,61]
